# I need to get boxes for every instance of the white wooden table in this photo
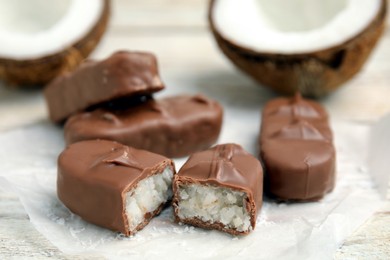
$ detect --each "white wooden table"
[0,0,389,258]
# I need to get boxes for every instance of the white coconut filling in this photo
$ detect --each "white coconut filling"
[177,184,252,232]
[213,0,381,53]
[0,0,104,59]
[125,167,173,232]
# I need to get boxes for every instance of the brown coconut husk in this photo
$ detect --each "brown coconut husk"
[209,0,387,98]
[0,0,110,88]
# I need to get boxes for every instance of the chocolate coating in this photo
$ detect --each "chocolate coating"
[44,51,164,123]
[64,95,223,158]
[173,143,263,235]
[259,94,336,201]
[57,139,175,236]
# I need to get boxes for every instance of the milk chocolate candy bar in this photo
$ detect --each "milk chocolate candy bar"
[64,94,223,158]
[45,51,164,123]
[259,94,336,201]
[57,139,175,236]
[260,93,333,143]
[173,144,263,235]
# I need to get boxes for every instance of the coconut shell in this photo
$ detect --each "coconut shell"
[209,0,387,98]
[0,0,110,88]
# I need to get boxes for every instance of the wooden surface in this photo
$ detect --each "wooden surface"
[0,0,389,258]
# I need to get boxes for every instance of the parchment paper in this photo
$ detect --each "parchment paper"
[0,115,384,259]
[369,113,390,199]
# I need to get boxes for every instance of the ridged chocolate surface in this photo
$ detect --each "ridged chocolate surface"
[259,94,336,201]
[64,95,223,158]
[44,51,164,123]
[57,139,174,236]
[172,143,263,235]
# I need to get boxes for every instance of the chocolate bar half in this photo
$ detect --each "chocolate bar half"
[173,144,263,235]
[45,51,164,123]
[57,139,175,236]
[64,94,223,158]
[259,94,336,201]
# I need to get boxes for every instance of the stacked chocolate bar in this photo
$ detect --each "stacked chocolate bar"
[45,51,223,158]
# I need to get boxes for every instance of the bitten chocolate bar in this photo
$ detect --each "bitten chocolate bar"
[44,51,164,123]
[173,144,263,235]
[64,95,223,158]
[259,94,336,201]
[57,139,175,236]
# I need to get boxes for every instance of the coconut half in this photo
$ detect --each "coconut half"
[0,0,110,87]
[210,0,387,97]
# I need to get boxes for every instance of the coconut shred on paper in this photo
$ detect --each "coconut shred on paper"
[0,120,384,259]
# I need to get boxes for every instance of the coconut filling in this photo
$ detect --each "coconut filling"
[177,184,252,232]
[125,167,173,232]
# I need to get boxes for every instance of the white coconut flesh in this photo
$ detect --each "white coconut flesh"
[212,0,382,54]
[0,0,105,60]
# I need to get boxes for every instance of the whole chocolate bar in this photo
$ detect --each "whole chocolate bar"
[57,139,175,236]
[44,51,164,123]
[259,94,336,201]
[172,143,263,235]
[64,94,223,158]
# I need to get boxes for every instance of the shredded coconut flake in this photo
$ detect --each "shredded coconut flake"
[125,167,173,232]
[177,184,251,232]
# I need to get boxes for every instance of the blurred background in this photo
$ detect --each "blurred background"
[0,0,389,128]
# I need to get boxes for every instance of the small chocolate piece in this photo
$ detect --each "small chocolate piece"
[57,139,175,236]
[44,51,164,123]
[172,144,263,235]
[64,94,223,158]
[260,94,333,142]
[259,94,336,201]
